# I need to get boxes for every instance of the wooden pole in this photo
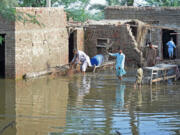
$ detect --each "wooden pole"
[84,24,180,31]
[170,33,180,35]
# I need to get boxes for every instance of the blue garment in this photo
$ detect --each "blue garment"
[168,48,174,57]
[167,41,176,57]
[90,54,104,66]
[109,53,126,77]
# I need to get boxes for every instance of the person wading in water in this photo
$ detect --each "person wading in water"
[145,42,156,67]
[108,48,126,80]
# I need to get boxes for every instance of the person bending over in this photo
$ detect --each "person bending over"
[70,49,92,75]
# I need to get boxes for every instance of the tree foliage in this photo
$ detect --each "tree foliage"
[17,0,95,22]
[64,0,93,22]
[89,0,121,11]
[145,0,180,6]
[0,0,41,24]
[0,0,18,21]
[89,0,134,20]
[0,0,42,44]
[0,36,4,45]
[0,0,132,22]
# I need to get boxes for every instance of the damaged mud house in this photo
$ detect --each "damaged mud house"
[0,6,180,79]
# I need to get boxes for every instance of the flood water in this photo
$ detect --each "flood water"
[0,70,180,135]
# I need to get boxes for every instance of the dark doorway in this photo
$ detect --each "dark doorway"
[69,32,74,63]
[162,29,177,59]
[0,34,5,78]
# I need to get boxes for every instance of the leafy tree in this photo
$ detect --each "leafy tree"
[122,0,134,6]
[89,0,134,20]
[18,0,93,22]
[0,0,104,23]
[89,0,121,20]
[18,0,61,7]
[0,0,41,44]
[64,0,91,22]
[0,0,18,21]
[0,36,4,45]
[1,0,18,7]
[89,0,122,11]
[0,0,41,23]
[145,0,180,6]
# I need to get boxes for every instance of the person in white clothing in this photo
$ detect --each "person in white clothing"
[70,49,92,74]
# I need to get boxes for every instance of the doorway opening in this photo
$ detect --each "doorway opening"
[162,29,177,59]
[0,34,5,78]
[69,32,74,63]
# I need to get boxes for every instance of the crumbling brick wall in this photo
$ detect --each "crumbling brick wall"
[14,8,68,79]
[0,8,68,79]
[0,17,16,78]
[150,28,162,57]
[105,6,180,27]
[177,30,180,58]
[84,24,143,66]
[74,28,84,51]
[105,6,180,59]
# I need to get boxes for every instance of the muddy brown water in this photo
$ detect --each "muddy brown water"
[0,70,180,135]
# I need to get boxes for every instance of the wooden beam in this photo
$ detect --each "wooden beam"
[151,75,176,83]
[170,33,180,35]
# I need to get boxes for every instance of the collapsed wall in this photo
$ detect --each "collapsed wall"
[105,6,180,27]
[105,6,180,59]
[84,20,147,66]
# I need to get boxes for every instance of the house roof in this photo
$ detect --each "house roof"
[84,19,146,26]
[105,6,180,11]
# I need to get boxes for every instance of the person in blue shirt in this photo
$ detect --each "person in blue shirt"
[108,48,126,80]
[166,38,176,59]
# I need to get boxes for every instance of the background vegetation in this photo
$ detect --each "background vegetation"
[0,0,179,23]
[0,0,179,44]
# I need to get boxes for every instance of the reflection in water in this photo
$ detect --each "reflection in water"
[0,78,69,135]
[115,84,125,110]
[1,72,180,135]
[137,89,142,108]
[0,80,16,135]
[76,75,91,104]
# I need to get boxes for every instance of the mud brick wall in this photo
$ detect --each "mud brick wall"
[84,25,142,66]
[177,30,180,59]
[151,28,162,57]
[15,8,68,79]
[105,6,180,59]
[0,17,16,78]
[75,28,84,51]
[105,6,180,27]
